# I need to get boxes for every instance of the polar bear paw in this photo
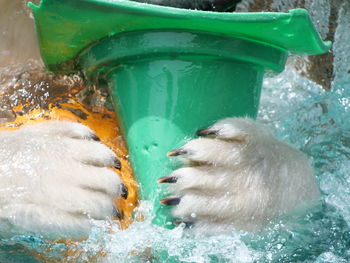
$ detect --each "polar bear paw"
[0,121,125,239]
[159,117,320,233]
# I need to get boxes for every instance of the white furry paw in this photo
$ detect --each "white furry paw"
[159,117,320,233]
[0,121,126,239]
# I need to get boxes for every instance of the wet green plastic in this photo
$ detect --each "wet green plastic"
[78,30,285,225]
[30,0,331,72]
[30,0,331,227]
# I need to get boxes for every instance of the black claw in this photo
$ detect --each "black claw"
[120,183,128,199]
[174,220,195,228]
[114,158,122,170]
[158,176,178,184]
[160,196,181,206]
[167,148,187,157]
[90,134,101,141]
[113,208,124,220]
[196,128,217,137]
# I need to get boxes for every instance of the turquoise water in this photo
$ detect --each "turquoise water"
[2,57,350,262]
[2,61,349,263]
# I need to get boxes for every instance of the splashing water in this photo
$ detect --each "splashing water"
[71,57,350,263]
[3,59,349,260]
[1,1,350,263]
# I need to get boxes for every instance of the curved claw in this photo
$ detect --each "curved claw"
[196,128,217,137]
[167,148,188,157]
[158,175,178,184]
[160,196,181,206]
[114,158,122,170]
[120,183,128,199]
[113,207,124,220]
[90,134,101,141]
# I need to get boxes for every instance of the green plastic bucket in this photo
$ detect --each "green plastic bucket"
[78,30,287,225]
[30,0,331,227]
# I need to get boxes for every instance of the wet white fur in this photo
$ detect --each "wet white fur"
[168,118,320,233]
[0,121,122,239]
[1,1,123,239]
[0,0,125,239]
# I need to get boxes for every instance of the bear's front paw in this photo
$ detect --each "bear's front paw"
[159,117,320,233]
[0,121,125,239]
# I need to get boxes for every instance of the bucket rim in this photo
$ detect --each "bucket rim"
[30,0,331,73]
[78,30,288,82]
